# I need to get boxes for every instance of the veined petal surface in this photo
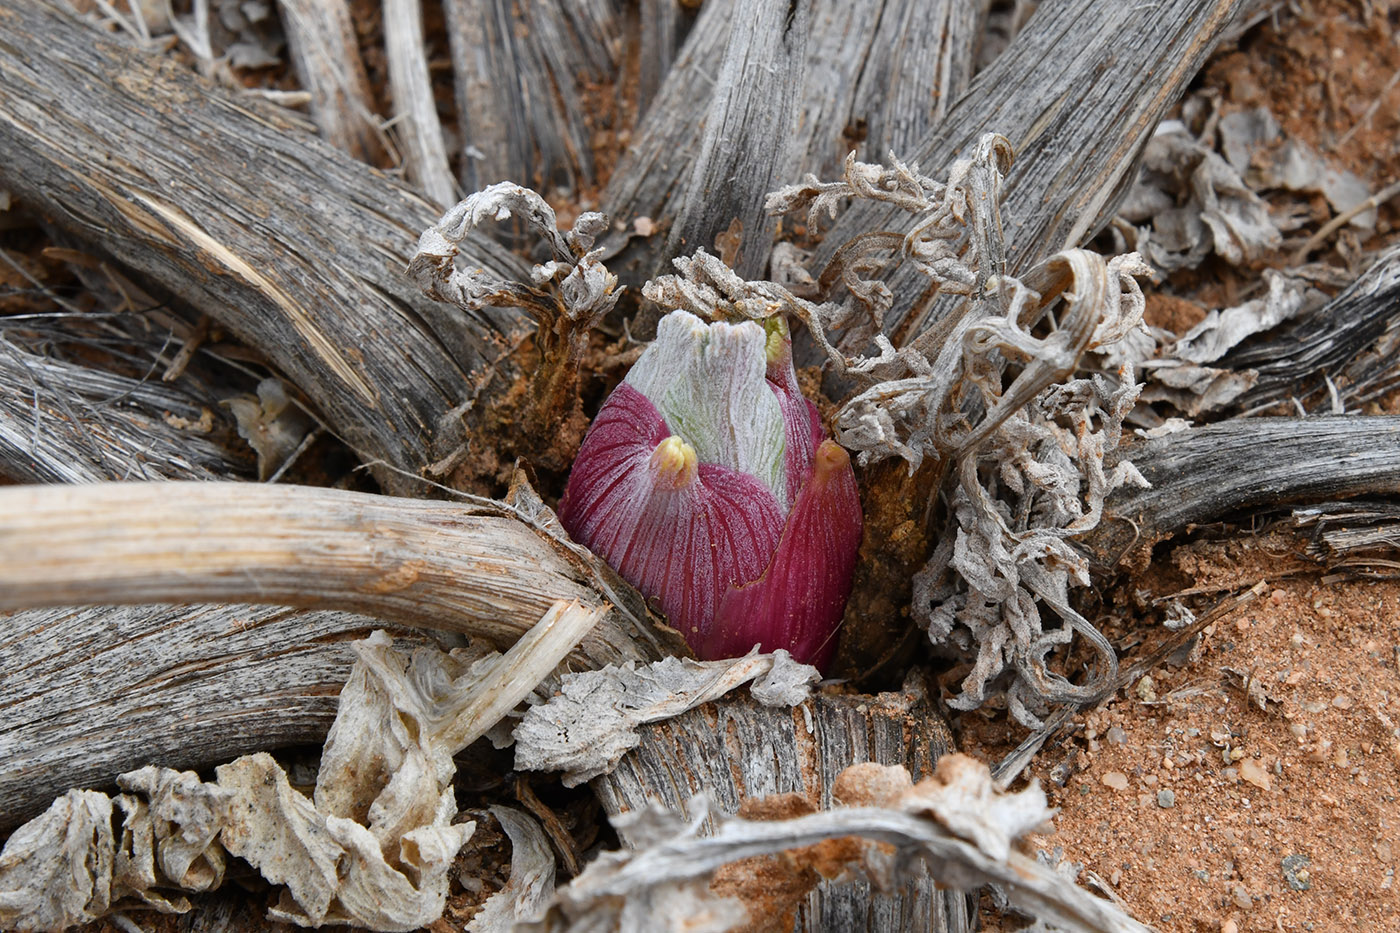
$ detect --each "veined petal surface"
[624,310,788,508]
[558,383,785,648]
[705,441,863,669]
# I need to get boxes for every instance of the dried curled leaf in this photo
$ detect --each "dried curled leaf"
[767,134,1012,328]
[410,182,622,467]
[467,807,557,933]
[410,182,617,327]
[1120,122,1281,271]
[0,602,599,932]
[833,250,1153,470]
[513,651,820,786]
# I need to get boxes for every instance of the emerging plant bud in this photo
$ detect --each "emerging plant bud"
[559,310,862,670]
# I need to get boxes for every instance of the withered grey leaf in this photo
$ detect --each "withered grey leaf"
[1257,139,1377,229]
[224,377,312,481]
[0,790,116,931]
[468,807,556,933]
[1138,362,1259,416]
[1127,126,1281,271]
[1170,271,1317,365]
[513,651,820,786]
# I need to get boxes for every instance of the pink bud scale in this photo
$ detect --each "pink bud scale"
[558,311,862,670]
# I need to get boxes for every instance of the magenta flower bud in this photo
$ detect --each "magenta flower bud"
[558,310,862,670]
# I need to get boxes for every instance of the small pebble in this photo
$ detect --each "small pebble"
[1221,920,1239,933]
[1101,771,1130,791]
[1289,723,1309,741]
[1282,854,1312,891]
[1240,758,1272,790]
[1157,789,1176,809]
[1332,694,1355,709]
[1232,883,1252,910]
[1137,676,1157,703]
[1106,725,1127,745]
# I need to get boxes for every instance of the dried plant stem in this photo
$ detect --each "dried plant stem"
[0,482,663,667]
[440,600,603,752]
[383,0,457,206]
[812,0,1248,347]
[1083,416,1400,572]
[1290,177,1400,265]
[277,0,387,162]
[0,1,532,490]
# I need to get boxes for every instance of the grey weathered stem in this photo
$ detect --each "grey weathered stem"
[604,0,982,287]
[1224,246,1400,409]
[384,0,457,206]
[790,0,983,180]
[444,0,623,193]
[598,0,734,279]
[666,0,808,277]
[594,689,971,932]
[0,1,532,491]
[0,482,672,666]
[277,0,387,162]
[0,603,445,832]
[812,0,1248,351]
[1081,416,1400,572]
[636,0,689,119]
[0,342,247,483]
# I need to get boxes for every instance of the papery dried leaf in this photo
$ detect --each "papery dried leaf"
[217,754,345,923]
[1169,270,1317,365]
[224,377,311,481]
[468,807,556,932]
[1125,127,1281,271]
[116,766,228,892]
[0,790,115,931]
[513,652,819,786]
[0,605,594,932]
